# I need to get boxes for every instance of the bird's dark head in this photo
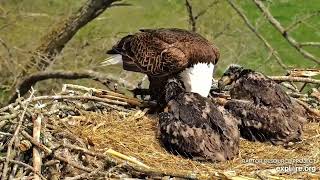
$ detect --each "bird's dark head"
[164,77,185,102]
[218,64,245,90]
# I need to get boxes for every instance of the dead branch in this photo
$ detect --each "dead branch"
[32,115,42,180]
[65,167,103,180]
[252,0,320,64]
[0,158,46,180]
[21,131,52,155]
[53,155,94,173]
[295,98,320,118]
[184,0,219,32]
[194,1,219,20]
[110,2,132,7]
[8,70,136,104]
[1,91,34,180]
[0,37,12,58]
[226,0,288,70]
[9,0,126,105]
[285,11,320,32]
[29,95,131,106]
[184,0,196,32]
[269,76,320,84]
[22,0,123,74]
[299,42,320,47]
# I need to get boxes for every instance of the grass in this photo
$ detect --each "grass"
[70,110,320,179]
[0,0,319,103]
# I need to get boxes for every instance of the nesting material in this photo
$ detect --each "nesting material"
[72,111,320,179]
[0,83,319,179]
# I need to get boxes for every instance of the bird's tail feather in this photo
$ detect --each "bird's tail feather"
[101,54,123,66]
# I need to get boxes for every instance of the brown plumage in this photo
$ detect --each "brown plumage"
[159,78,240,162]
[105,28,220,109]
[107,28,220,76]
[218,65,307,145]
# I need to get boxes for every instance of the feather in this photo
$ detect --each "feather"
[220,65,307,145]
[159,78,240,162]
[104,28,220,108]
[101,54,123,66]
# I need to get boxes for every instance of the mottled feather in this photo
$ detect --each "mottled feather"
[107,28,219,77]
[159,78,239,162]
[219,65,307,145]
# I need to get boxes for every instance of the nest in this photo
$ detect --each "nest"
[0,84,319,179]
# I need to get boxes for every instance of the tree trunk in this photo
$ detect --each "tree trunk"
[8,0,123,103]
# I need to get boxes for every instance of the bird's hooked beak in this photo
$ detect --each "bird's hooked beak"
[218,76,232,91]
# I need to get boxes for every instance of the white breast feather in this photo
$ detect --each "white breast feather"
[179,63,214,97]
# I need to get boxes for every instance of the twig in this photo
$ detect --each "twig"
[32,115,42,180]
[285,11,320,32]
[53,154,94,172]
[269,76,320,84]
[8,163,18,180]
[0,158,46,180]
[0,101,21,113]
[1,91,34,180]
[60,143,116,164]
[299,42,320,47]
[8,70,136,104]
[226,0,287,70]
[194,0,219,20]
[185,0,196,32]
[105,149,150,169]
[280,82,299,92]
[65,167,103,180]
[63,83,140,103]
[0,38,12,58]
[295,98,320,118]
[0,113,18,121]
[110,2,132,7]
[184,0,219,32]
[0,131,13,136]
[28,95,142,107]
[252,0,320,64]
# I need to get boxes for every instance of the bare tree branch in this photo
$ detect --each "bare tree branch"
[8,0,126,105]
[8,70,136,104]
[0,37,12,58]
[24,0,123,74]
[226,0,288,71]
[110,2,132,7]
[252,0,320,64]
[184,0,219,32]
[299,42,320,47]
[194,0,219,20]
[184,0,196,32]
[269,76,320,84]
[285,11,320,32]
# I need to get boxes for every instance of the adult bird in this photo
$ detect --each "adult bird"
[102,28,220,108]
[158,78,240,162]
[218,64,306,145]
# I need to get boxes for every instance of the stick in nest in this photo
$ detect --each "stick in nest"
[105,149,150,169]
[33,115,42,180]
[1,90,34,180]
[0,158,46,180]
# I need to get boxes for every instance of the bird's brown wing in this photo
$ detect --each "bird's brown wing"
[107,32,189,77]
[107,28,219,77]
[140,28,220,65]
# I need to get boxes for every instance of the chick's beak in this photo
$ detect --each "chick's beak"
[218,76,232,91]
